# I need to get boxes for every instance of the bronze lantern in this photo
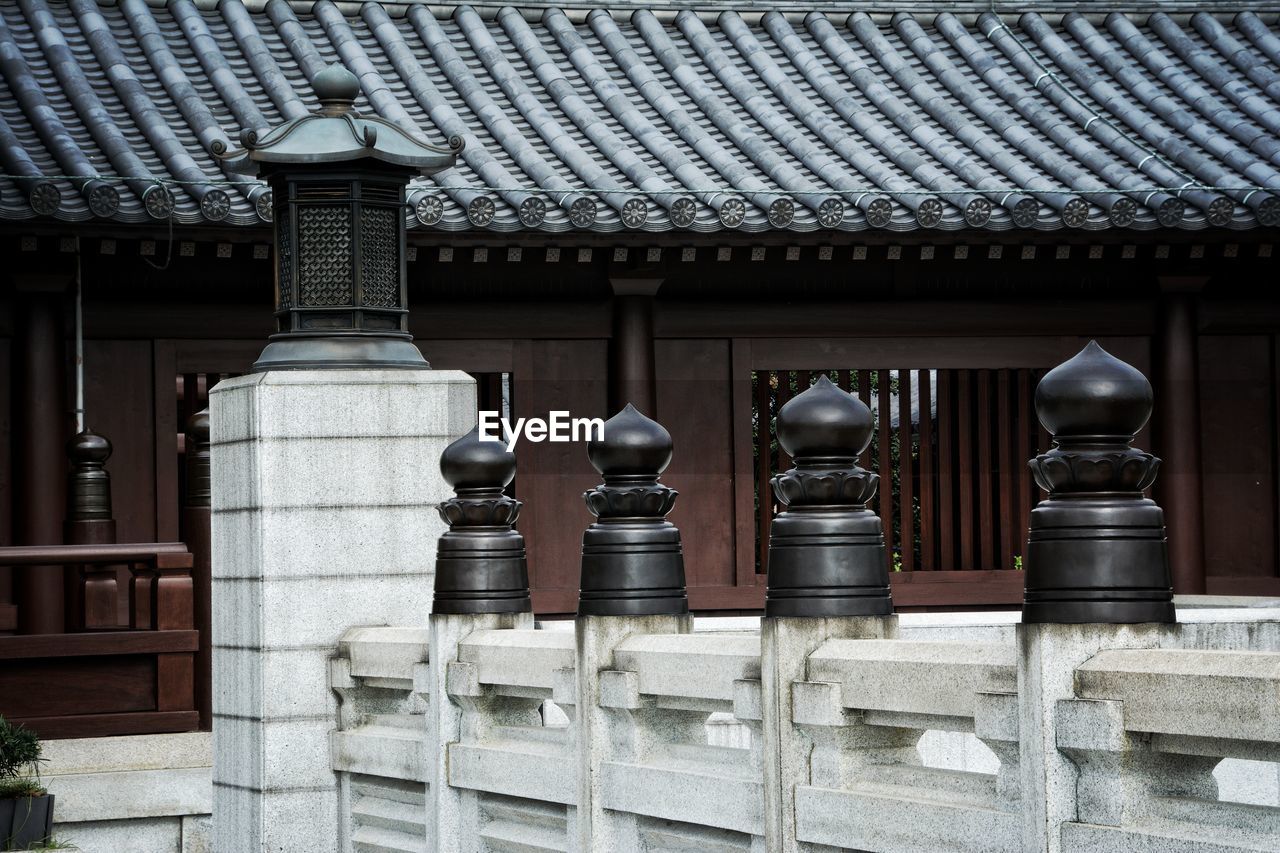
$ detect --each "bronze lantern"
[218,65,461,371]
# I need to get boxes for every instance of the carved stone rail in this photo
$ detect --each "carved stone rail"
[330,613,1280,853]
[793,639,1019,852]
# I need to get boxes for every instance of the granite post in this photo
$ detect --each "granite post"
[210,369,474,852]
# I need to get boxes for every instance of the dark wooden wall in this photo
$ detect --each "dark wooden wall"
[1200,334,1279,594]
[3,234,1278,614]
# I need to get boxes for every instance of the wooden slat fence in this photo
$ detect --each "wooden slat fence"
[753,369,1048,577]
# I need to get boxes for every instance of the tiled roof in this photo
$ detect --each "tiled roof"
[2,0,1279,232]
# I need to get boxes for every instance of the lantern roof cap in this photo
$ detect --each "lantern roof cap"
[216,64,462,174]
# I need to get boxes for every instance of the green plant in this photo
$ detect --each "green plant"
[0,716,45,797]
[0,778,45,798]
[26,836,79,850]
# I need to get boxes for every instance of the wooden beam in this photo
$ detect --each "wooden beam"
[0,629,198,659]
[11,710,199,740]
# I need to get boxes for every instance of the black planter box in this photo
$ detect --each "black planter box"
[0,794,54,851]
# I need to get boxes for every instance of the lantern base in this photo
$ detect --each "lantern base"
[578,521,689,616]
[765,508,893,618]
[1022,497,1175,624]
[251,335,429,372]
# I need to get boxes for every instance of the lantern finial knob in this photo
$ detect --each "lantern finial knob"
[586,404,673,479]
[1034,340,1153,438]
[440,426,517,491]
[776,374,874,461]
[67,429,112,466]
[313,65,360,113]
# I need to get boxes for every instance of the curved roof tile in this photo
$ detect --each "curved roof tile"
[1,0,1278,231]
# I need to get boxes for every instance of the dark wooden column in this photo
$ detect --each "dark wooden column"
[1155,278,1208,595]
[609,276,663,418]
[13,282,69,633]
[183,409,213,730]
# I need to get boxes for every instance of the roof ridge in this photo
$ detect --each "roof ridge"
[98,1,1280,28]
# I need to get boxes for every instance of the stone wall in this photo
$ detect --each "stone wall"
[44,733,211,853]
[327,607,1280,853]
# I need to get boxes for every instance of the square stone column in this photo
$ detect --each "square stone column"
[209,370,474,853]
[1016,622,1177,853]
[761,615,897,853]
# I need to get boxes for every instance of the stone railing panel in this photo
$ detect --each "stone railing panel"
[1057,646,1280,852]
[806,639,1016,719]
[793,639,1021,853]
[590,629,765,849]
[1075,648,1280,742]
[611,631,761,703]
[324,615,1280,853]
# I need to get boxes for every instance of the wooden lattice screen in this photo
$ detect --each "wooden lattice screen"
[753,369,1050,577]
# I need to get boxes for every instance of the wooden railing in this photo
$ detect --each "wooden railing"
[0,543,199,739]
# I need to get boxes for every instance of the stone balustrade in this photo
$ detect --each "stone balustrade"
[792,638,1019,852]
[327,610,1280,853]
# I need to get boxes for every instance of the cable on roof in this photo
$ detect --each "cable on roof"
[0,173,1273,199]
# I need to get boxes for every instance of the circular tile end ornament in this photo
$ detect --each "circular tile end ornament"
[622,198,648,228]
[518,196,546,227]
[916,196,943,228]
[718,197,746,228]
[670,197,696,227]
[201,189,231,222]
[1108,197,1136,228]
[817,197,844,228]
[964,197,991,228]
[569,196,598,228]
[866,196,893,228]
[143,185,176,220]
[467,195,496,227]
[768,197,795,228]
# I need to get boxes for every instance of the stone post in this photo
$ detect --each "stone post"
[210,369,474,853]
[757,376,897,852]
[426,427,534,852]
[1016,341,1179,852]
[573,405,693,850]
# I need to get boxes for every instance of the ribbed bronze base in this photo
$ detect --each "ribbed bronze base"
[578,521,689,616]
[765,509,893,617]
[1023,498,1175,624]
[433,531,531,615]
[251,335,429,371]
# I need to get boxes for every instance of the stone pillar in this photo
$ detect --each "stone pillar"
[427,610,533,853]
[761,615,896,853]
[209,369,474,853]
[575,613,692,851]
[608,276,662,418]
[426,426,534,851]
[758,374,897,851]
[1156,279,1208,595]
[573,402,690,849]
[13,282,68,634]
[1016,622,1176,853]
